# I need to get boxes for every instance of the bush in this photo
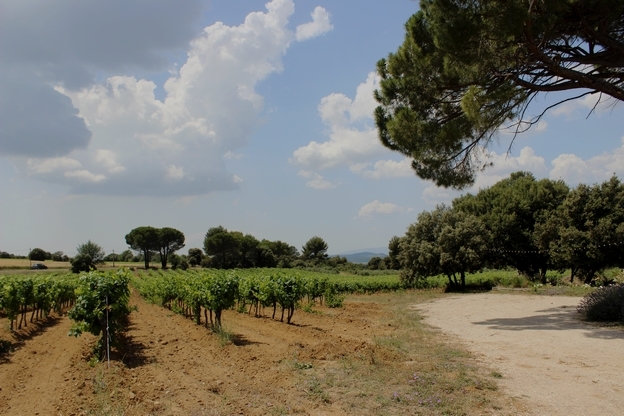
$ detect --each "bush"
[71,254,96,274]
[577,284,624,322]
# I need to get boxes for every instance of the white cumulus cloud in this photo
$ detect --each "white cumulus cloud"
[350,158,413,179]
[12,0,332,197]
[549,137,624,185]
[298,170,338,189]
[358,200,410,218]
[291,72,384,171]
[295,7,333,41]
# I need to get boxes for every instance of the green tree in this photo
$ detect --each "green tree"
[187,248,204,267]
[118,249,134,262]
[76,240,105,264]
[125,226,160,269]
[551,177,624,283]
[387,236,402,270]
[437,210,490,288]
[375,0,624,188]
[203,226,241,269]
[453,172,569,281]
[71,254,96,273]
[158,227,185,269]
[28,248,47,261]
[398,205,447,286]
[301,236,329,261]
[51,251,65,261]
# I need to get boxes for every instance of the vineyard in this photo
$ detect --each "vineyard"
[3,267,612,415]
[132,269,405,326]
[0,272,78,330]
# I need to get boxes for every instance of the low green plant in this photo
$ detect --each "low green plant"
[577,284,624,322]
[324,287,345,308]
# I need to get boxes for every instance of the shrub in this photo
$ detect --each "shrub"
[577,284,624,322]
[71,254,96,274]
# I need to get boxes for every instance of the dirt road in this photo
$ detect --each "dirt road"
[414,293,624,416]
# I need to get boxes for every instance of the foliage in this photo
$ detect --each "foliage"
[301,236,329,262]
[187,248,204,267]
[202,226,299,269]
[157,227,185,269]
[76,240,105,264]
[68,269,131,359]
[454,172,569,281]
[0,273,78,330]
[577,284,624,322]
[375,0,624,188]
[71,254,96,274]
[125,226,160,269]
[28,248,47,261]
[550,177,624,283]
[398,205,447,287]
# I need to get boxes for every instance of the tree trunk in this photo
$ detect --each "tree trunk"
[143,249,150,270]
[460,270,466,289]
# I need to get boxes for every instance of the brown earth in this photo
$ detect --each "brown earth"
[414,293,624,416]
[0,289,528,415]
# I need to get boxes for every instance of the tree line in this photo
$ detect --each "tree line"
[389,172,624,287]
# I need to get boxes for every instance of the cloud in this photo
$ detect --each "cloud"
[94,150,125,173]
[26,157,82,174]
[350,158,413,179]
[298,170,338,189]
[422,146,548,205]
[291,72,384,170]
[550,93,609,117]
[0,74,92,157]
[0,0,205,88]
[295,7,333,41]
[8,0,332,197]
[549,137,624,185]
[64,169,107,183]
[358,200,411,218]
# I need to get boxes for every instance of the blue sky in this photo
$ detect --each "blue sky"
[1,0,623,258]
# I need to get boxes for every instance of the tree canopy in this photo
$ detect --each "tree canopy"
[375,0,624,188]
[158,227,185,269]
[301,236,329,261]
[125,226,161,269]
[125,226,185,269]
[394,172,624,286]
[76,240,105,264]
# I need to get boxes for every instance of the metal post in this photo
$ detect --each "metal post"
[106,295,110,368]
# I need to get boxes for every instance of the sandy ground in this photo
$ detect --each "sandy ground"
[414,293,624,416]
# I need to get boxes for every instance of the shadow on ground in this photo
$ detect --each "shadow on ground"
[472,306,624,340]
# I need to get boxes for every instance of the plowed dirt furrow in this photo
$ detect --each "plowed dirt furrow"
[0,314,90,415]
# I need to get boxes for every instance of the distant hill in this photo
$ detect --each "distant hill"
[338,247,388,256]
[340,252,386,264]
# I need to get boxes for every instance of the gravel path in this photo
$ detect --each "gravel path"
[413,293,624,416]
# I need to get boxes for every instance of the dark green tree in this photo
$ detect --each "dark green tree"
[125,226,160,269]
[301,236,329,261]
[437,210,490,288]
[387,236,402,270]
[71,254,96,273]
[28,248,47,261]
[77,240,105,264]
[551,177,624,283]
[454,172,569,281]
[118,249,134,262]
[398,205,447,286]
[158,227,185,269]
[187,248,204,267]
[375,0,624,188]
[203,226,241,269]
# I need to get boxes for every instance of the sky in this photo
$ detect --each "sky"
[1,0,623,258]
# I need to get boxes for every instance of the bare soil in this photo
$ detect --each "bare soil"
[0,289,529,415]
[414,293,624,416]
